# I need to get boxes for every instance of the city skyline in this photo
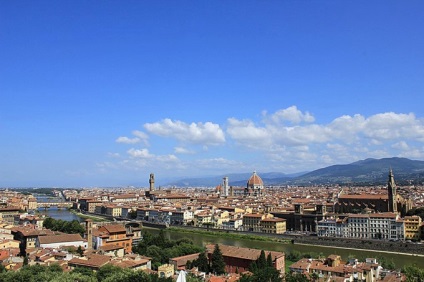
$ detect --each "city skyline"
[1,1,424,187]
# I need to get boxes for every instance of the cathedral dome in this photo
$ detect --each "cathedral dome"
[247,171,263,186]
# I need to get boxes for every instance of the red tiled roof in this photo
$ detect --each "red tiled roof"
[206,244,284,262]
[38,234,84,244]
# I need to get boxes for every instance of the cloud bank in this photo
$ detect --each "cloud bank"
[109,107,424,176]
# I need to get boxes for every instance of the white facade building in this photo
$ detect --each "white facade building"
[37,234,87,249]
[317,213,403,240]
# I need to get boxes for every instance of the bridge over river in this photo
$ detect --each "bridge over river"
[37,201,73,209]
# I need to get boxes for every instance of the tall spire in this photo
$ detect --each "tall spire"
[388,169,397,213]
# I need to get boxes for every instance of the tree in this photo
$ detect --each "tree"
[402,264,424,282]
[311,272,319,282]
[71,266,96,277]
[195,251,209,272]
[23,255,29,266]
[267,253,273,267]
[97,264,124,282]
[284,272,309,282]
[256,250,267,269]
[210,244,225,275]
[77,245,84,256]
[128,210,137,219]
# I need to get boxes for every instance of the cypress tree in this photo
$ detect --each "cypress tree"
[211,244,226,275]
[196,251,210,272]
[257,250,267,269]
[267,252,273,267]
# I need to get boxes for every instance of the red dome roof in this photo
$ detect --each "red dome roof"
[247,171,263,186]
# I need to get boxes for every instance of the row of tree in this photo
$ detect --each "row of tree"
[132,230,204,270]
[43,217,86,236]
[0,263,203,282]
[185,244,226,275]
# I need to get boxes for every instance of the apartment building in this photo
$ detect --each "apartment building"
[260,218,287,234]
[94,224,132,254]
[318,213,404,240]
[317,218,348,237]
[170,210,194,225]
[404,215,422,240]
[242,213,265,232]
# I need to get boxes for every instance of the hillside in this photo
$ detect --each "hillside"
[291,157,424,185]
[165,172,293,187]
[165,157,424,187]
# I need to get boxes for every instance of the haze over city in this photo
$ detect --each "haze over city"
[1,1,423,187]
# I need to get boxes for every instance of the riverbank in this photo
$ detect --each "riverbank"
[158,225,424,257]
[167,226,292,243]
[69,210,111,222]
[293,242,424,258]
[144,228,424,269]
[290,235,424,256]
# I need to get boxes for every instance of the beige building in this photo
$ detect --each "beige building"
[195,213,212,227]
[87,201,103,213]
[243,213,273,232]
[158,263,174,278]
[27,198,37,210]
[404,215,422,240]
[0,208,21,224]
[261,218,287,234]
[0,239,20,249]
[105,205,122,217]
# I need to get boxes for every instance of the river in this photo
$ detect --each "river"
[38,202,424,268]
[35,194,81,222]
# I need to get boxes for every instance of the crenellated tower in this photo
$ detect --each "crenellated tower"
[149,173,155,192]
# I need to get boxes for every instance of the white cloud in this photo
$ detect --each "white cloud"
[144,118,225,146]
[268,105,315,124]
[227,118,272,148]
[116,130,149,145]
[398,147,424,159]
[392,141,409,150]
[224,108,424,172]
[127,148,153,158]
[107,152,121,158]
[116,136,140,144]
[174,147,195,154]
[228,109,424,149]
[132,130,149,145]
[108,107,424,176]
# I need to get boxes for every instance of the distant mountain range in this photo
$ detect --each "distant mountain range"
[165,157,424,187]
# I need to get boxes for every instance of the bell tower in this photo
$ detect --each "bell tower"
[85,219,93,250]
[149,173,155,192]
[388,169,397,213]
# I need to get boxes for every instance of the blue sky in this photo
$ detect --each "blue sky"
[1,1,423,187]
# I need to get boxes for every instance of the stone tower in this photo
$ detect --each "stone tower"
[222,176,229,197]
[388,169,397,213]
[149,173,155,192]
[85,219,93,250]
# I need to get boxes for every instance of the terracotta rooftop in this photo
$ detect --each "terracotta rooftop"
[68,254,111,268]
[99,224,126,233]
[261,218,286,222]
[339,194,388,200]
[38,233,84,244]
[206,244,284,262]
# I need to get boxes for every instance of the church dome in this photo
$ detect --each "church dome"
[247,171,263,186]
